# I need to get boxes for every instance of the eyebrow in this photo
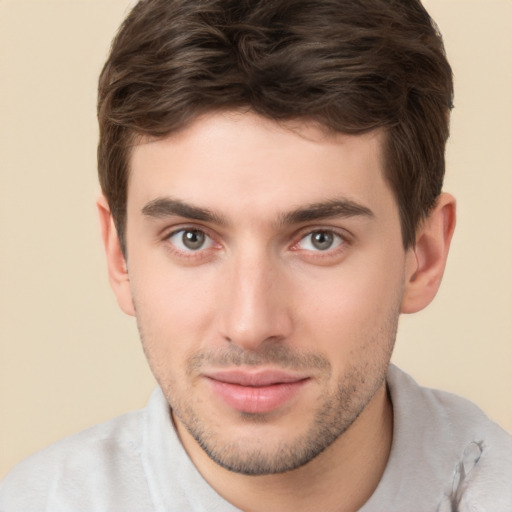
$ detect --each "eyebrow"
[142,197,227,225]
[279,199,374,225]
[141,196,374,226]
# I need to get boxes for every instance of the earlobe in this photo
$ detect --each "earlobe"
[97,196,136,316]
[401,193,456,314]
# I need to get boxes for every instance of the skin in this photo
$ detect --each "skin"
[99,111,455,512]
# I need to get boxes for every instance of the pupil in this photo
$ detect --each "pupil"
[312,231,333,250]
[183,230,204,250]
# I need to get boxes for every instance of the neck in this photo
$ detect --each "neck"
[176,383,393,512]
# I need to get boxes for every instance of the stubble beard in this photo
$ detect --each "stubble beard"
[172,363,389,475]
[161,323,397,476]
[137,298,400,476]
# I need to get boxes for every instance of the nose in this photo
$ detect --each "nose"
[219,248,293,351]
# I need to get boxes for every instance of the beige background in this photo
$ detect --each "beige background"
[0,0,511,479]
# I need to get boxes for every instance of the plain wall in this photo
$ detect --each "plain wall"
[1,0,511,479]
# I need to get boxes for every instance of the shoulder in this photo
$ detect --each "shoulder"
[387,365,512,511]
[0,404,150,511]
[387,364,511,446]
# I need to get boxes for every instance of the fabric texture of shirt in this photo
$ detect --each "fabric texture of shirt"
[1,365,511,512]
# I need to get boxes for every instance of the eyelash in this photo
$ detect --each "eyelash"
[163,226,219,259]
[162,226,351,260]
[290,228,350,259]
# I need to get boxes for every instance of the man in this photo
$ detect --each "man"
[1,0,511,510]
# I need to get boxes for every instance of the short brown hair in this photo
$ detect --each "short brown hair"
[98,0,453,251]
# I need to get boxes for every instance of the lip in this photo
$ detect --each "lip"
[204,369,310,414]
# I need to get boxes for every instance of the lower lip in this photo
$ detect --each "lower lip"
[207,378,309,414]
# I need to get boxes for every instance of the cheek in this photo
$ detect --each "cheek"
[128,260,220,361]
[294,255,405,353]
[131,247,217,314]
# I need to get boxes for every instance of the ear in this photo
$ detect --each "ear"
[401,193,456,314]
[97,195,135,316]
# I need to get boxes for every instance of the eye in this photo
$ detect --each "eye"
[297,230,344,252]
[167,228,213,252]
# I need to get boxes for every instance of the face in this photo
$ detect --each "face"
[122,112,409,475]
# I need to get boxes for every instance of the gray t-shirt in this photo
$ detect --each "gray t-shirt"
[1,365,511,511]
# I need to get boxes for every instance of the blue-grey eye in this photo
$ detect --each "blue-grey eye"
[298,230,343,251]
[169,229,213,251]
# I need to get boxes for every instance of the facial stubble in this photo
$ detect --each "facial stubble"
[138,310,399,476]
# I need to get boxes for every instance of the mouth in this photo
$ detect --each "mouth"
[203,369,311,414]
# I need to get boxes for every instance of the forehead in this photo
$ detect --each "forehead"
[127,111,395,221]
